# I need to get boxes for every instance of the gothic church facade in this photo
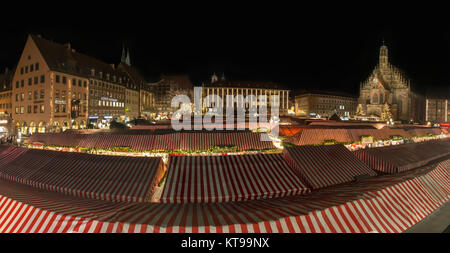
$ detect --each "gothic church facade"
[358,44,425,123]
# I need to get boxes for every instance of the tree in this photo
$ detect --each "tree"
[381,103,393,122]
[356,104,364,116]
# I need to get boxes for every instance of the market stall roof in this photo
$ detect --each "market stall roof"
[286,129,353,145]
[0,148,164,202]
[406,128,442,137]
[286,127,444,146]
[283,145,377,189]
[353,140,450,174]
[0,158,447,233]
[26,132,275,152]
[160,154,310,203]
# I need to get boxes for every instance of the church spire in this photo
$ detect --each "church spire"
[121,43,127,63]
[379,41,388,67]
[121,43,131,66]
[211,72,218,83]
[125,47,131,66]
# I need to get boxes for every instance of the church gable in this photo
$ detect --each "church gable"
[357,43,420,122]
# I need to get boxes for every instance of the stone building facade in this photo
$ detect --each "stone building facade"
[148,74,193,115]
[294,91,357,118]
[11,34,150,135]
[358,44,425,123]
[425,87,449,123]
[202,80,291,116]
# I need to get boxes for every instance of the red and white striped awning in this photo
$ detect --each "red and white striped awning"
[0,158,448,233]
[26,132,275,152]
[353,140,450,174]
[0,147,28,167]
[289,129,353,145]
[160,154,310,203]
[0,148,164,202]
[283,145,377,189]
[287,128,416,146]
[407,128,442,137]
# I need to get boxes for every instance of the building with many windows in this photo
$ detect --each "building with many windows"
[0,68,13,136]
[11,34,151,135]
[294,90,357,119]
[201,79,291,116]
[0,68,13,115]
[148,74,193,115]
[425,87,449,123]
[117,55,149,120]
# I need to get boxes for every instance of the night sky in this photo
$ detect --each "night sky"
[2,5,449,96]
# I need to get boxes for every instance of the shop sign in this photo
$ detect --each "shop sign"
[361,136,374,144]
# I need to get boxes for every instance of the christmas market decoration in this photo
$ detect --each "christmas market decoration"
[381,103,393,122]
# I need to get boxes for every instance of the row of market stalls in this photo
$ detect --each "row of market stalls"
[3,138,449,204]
[285,127,447,150]
[353,139,450,174]
[283,145,377,189]
[25,132,275,153]
[160,154,310,203]
[0,147,165,202]
[0,157,448,233]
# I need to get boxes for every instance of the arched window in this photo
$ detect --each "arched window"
[380,92,384,104]
[38,121,46,133]
[398,99,402,114]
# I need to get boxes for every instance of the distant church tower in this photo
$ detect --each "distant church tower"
[211,72,218,83]
[121,44,131,66]
[358,41,422,122]
[379,41,388,67]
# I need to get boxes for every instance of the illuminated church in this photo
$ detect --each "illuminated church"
[358,43,425,122]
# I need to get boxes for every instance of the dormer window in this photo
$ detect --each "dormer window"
[91,69,95,76]
[99,71,103,78]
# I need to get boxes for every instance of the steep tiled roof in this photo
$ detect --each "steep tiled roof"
[117,62,146,91]
[30,35,135,87]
